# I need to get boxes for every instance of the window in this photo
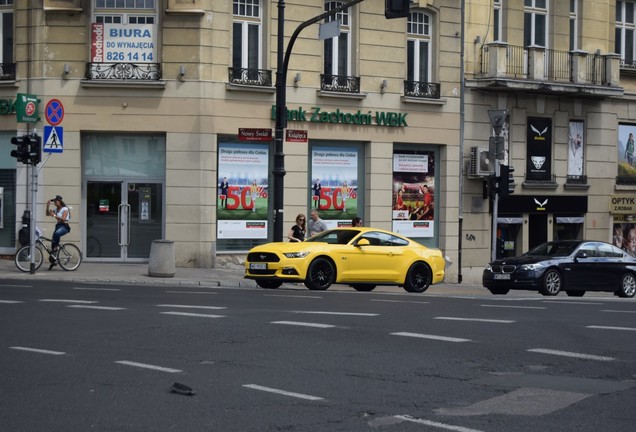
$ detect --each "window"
[569,0,578,51]
[407,11,432,84]
[324,1,351,77]
[616,0,636,65]
[493,0,502,41]
[524,0,548,47]
[233,0,262,73]
[0,0,12,66]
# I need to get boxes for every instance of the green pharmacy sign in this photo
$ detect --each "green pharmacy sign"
[16,93,39,123]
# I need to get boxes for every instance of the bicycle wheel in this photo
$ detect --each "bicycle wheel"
[57,243,82,271]
[15,245,44,272]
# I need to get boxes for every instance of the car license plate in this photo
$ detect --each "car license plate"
[250,263,267,270]
[493,273,511,280]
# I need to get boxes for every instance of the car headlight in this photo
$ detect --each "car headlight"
[485,264,492,271]
[520,263,546,271]
[283,251,310,259]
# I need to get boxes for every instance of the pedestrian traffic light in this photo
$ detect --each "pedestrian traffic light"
[28,134,41,165]
[498,164,515,197]
[483,175,497,200]
[10,135,29,164]
[385,0,410,19]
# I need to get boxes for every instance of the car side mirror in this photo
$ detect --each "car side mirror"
[356,238,371,247]
[575,251,587,261]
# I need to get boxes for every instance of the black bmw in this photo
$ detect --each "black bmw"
[482,240,636,298]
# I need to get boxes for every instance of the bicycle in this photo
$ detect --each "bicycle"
[15,235,82,272]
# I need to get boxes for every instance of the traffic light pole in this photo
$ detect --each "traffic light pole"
[491,159,500,262]
[29,160,38,274]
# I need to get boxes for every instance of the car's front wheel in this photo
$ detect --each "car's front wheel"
[540,269,562,296]
[488,287,510,295]
[305,257,335,291]
[403,262,432,293]
[351,284,376,292]
[616,273,636,298]
[256,279,283,289]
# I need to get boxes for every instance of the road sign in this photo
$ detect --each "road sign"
[43,126,63,153]
[45,99,64,126]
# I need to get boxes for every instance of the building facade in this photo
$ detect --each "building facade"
[0,1,463,281]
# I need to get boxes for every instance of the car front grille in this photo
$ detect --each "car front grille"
[247,252,280,263]
[491,264,516,273]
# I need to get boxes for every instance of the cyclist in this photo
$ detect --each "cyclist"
[45,195,70,269]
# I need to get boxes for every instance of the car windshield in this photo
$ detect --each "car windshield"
[524,242,579,257]
[305,229,361,245]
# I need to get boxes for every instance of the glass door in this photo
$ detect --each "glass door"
[86,181,163,261]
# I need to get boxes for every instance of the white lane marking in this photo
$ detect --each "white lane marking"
[264,295,322,299]
[434,316,515,324]
[10,346,65,355]
[0,300,24,304]
[165,291,217,295]
[601,310,636,314]
[481,304,546,310]
[39,299,98,304]
[67,305,126,311]
[156,304,226,310]
[543,301,604,305]
[160,311,225,318]
[243,384,324,401]
[115,360,181,373]
[394,415,484,432]
[371,299,429,304]
[587,325,636,332]
[292,311,378,317]
[391,332,471,343]
[271,321,335,329]
[527,348,614,362]
[73,287,121,292]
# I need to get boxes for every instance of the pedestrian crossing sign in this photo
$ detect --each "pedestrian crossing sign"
[43,125,63,153]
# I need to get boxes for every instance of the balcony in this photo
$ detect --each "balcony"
[617,176,636,185]
[469,42,623,98]
[403,80,441,99]
[0,63,16,81]
[85,62,162,81]
[320,74,360,94]
[522,172,558,190]
[228,67,272,87]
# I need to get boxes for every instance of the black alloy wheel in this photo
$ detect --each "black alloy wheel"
[403,262,432,293]
[305,257,335,290]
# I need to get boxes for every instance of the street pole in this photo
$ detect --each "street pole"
[29,156,38,274]
[491,160,499,262]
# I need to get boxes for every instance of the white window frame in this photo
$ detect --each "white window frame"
[494,0,503,42]
[233,0,262,70]
[569,0,578,51]
[616,0,636,65]
[0,3,13,64]
[323,1,351,76]
[524,0,548,48]
[407,11,432,83]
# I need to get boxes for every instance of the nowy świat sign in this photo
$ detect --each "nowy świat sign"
[271,105,408,127]
[91,23,156,63]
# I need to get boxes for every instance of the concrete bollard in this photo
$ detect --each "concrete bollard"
[148,240,175,278]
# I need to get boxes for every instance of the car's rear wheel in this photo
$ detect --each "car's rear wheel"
[540,269,562,296]
[616,273,636,298]
[403,262,432,293]
[305,257,335,291]
[256,279,283,289]
[565,290,585,297]
[488,287,510,295]
[351,284,376,292]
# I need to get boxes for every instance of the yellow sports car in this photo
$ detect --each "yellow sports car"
[244,227,446,292]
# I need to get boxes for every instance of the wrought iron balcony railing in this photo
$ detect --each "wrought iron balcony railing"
[0,63,16,80]
[566,174,587,184]
[616,175,636,185]
[524,173,557,183]
[228,67,272,87]
[403,80,441,99]
[320,74,360,93]
[85,63,162,81]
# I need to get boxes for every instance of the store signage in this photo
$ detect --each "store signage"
[16,93,39,123]
[286,129,307,142]
[91,23,156,63]
[238,128,272,141]
[0,98,16,115]
[610,194,636,214]
[271,105,408,127]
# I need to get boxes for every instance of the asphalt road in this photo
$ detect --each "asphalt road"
[1,280,635,432]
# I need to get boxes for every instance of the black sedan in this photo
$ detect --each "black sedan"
[482,240,636,298]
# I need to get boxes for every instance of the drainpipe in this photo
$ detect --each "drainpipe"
[457,0,465,284]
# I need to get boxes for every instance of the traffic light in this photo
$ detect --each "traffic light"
[498,164,515,197]
[483,175,496,200]
[385,0,410,19]
[10,136,29,164]
[28,134,42,165]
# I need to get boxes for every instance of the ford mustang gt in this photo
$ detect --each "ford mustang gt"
[245,228,446,292]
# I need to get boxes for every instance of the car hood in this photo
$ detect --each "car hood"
[490,255,561,266]
[248,241,330,254]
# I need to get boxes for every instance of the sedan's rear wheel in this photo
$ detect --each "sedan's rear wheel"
[256,279,283,289]
[565,290,585,297]
[487,287,510,295]
[403,262,432,293]
[616,273,636,298]
[351,284,376,292]
[305,258,335,291]
[540,269,562,296]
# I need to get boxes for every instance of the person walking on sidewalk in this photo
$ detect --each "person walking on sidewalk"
[46,195,71,269]
[308,209,327,237]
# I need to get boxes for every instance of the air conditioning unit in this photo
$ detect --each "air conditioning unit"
[468,146,493,178]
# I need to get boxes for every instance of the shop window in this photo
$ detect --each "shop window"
[496,217,522,258]
[553,216,583,241]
